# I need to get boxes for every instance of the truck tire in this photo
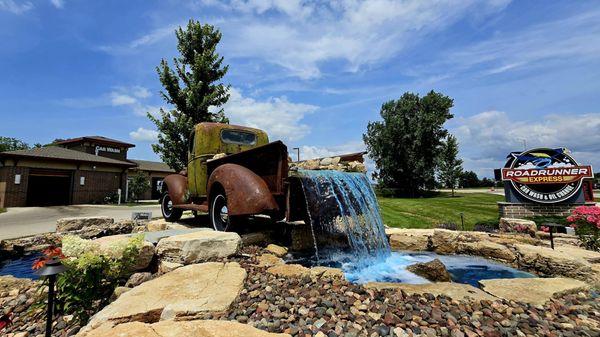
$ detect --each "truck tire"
[161,191,183,222]
[210,192,229,231]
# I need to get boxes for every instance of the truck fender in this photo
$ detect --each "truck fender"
[162,174,188,205]
[207,163,278,216]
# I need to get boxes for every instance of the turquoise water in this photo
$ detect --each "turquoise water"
[0,254,40,279]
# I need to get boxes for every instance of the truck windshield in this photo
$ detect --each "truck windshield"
[221,129,256,145]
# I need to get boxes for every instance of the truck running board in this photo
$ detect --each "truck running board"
[173,203,209,213]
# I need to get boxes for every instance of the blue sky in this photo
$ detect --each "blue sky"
[1,0,599,177]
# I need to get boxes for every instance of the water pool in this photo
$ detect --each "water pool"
[287,250,535,287]
[0,254,40,279]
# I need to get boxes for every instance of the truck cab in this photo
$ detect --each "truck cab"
[160,122,289,230]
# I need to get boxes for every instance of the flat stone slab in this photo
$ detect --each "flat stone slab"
[156,230,241,264]
[79,319,291,337]
[386,229,434,251]
[514,244,597,281]
[56,216,114,232]
[82,262,246,332]
[479,277,588,305]
[143,228,211,245]
[364,282,497,302]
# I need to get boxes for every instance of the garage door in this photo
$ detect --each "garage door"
[26,170,72,206]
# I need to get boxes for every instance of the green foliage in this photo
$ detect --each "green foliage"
[128,173,150,202]
[148,19,230,172]
[104,191,120,204]
[437,135,463,196]
[38,235,143,324]
[0,136,29,152]
[363,91,454,196]
[459,171,480,188]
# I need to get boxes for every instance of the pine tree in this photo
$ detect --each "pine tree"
[437,135,463,197]
[148,20,230,172]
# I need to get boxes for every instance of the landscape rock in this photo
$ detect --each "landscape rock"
[156,230,241,265]
[57,217,114,232]
[514,243,598,281]
[386,229,433,251]
[111,286,131,301]
[146,219,168,232]
[310,266,344,279]
[125,272,153,288]
[265,244,288,257]
[241,232,270,247]
[255,254,284,267]
[479,277,588,305]
[364,282,497,302]
[457,241,516,263]
[499,218,537,236]
[267,264,310,278]
[406,259,451,282]
[79,319,290,337]
[157,260,183,274]
[93,234,155,271]
[431,229,489,254]
[81,262,246,332]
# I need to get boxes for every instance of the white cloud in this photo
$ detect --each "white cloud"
[442,9,600,76]
[100,0,510,79]
[50,0,64,9]
[452,111,600,177]
[110,93,137,106]
[59,86,162,116]
[223,87,317,142]
[129,127,159,142]
[0,0,33,14]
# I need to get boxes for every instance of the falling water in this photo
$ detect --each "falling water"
[296,170,390,260]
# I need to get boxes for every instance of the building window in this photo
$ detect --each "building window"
[80,176,85,186]
[14,174,21,185]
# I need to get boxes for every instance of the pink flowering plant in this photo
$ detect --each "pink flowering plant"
[567,206,600,251]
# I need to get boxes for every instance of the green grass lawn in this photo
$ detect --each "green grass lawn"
[378,192,503,230]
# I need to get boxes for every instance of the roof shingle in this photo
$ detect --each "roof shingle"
[0,146,136,166]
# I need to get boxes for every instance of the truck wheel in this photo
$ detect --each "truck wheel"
[161,191,182,222]
[210,192,230,231]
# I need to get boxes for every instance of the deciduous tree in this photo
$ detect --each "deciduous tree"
[363,91,454,196]
[437,135,463,196]
[148,19,230,172]
[0,136,29,152]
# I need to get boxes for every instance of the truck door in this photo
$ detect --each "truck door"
[187,129,210,198]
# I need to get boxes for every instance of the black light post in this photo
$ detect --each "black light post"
[35,258,66,337]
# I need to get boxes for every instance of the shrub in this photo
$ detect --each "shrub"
[436,222,458,231]
[33,235,144,324]
[103,191,120,204]
[473,220,499,233]
[567,206,600,251]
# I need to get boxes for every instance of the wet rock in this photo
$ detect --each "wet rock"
[407,259,451,282]
[386,229,433,251]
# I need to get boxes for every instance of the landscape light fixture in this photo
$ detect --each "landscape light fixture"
[35,258,66,337]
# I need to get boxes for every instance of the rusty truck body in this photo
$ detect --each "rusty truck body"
[160,122,365,231]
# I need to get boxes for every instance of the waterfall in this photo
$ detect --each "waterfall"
[296,170,390,260]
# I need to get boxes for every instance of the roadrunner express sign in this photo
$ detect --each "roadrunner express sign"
[501,148,593,203]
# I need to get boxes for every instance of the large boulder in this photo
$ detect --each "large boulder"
[81,262,246,333]
[514,244,598,282]
[93,234,155,271]
[457,241,516,263]
[57,217,114,232]
[407,259,451,282]
[364,282,496,302]
[499,218,537,237]
[156,231,241,265]
[79,319,291,337]
[431,229,489,254]
[386,229,433,251]
[479,277,588,305]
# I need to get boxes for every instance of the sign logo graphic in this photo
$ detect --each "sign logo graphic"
[501,148,593,203]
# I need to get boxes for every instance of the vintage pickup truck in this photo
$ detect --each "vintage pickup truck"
[160,122,365,231]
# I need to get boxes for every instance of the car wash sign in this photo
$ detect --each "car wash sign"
[501,148,593,203]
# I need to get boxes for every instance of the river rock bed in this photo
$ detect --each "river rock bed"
[193,247,600,337]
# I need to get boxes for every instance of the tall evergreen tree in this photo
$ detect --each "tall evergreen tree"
[437,135,463,196]
[363,91,454,196]
[148,20,230,172]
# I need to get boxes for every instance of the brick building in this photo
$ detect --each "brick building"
[0,136,173,208]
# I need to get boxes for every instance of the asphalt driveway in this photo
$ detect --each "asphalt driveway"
[0,204,163,240]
